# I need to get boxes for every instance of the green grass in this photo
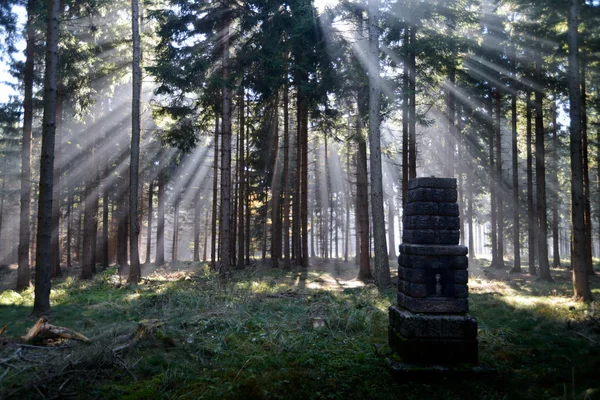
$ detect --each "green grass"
[1,262,599,399]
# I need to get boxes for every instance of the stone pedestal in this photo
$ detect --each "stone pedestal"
[388,177,479,366]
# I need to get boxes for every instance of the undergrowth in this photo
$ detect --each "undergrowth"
[0,262,599,399]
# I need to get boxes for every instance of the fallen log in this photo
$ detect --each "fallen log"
[21,318,90,345]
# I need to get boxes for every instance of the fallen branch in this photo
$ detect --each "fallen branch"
[21,318,90,345]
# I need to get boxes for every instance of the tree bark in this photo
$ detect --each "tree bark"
[344,140,350,263]
[33,0,61,315]
[535,51,552,281]
[172,199,179,262]
[146,181,153,263]
[368,0,390,286]
[581,53,594,276]
[203,208,209,261]
[271,94,281,267]
[219,4,233,275]
[357,113,372,281]
[128,0,142,283]
[526,90,536,275]
[237,89,245,269]
[511,91,521,272]
[282,83,291,269]
[408,26,417,179]
[302,104,309,267]
[82,167,93,279]
[567,0,592,300]
[211,116,219,269]
[17,0,36,291]
[50,83,62,279]
[401,28,409,210]
[388,196,396,260]
[551,101,560,268]
[467,154,475,265]
[323,136,329,261]
[494,90,504,268]
[489,96,498,268]
[156,150,165,266]
[102,154,109,270]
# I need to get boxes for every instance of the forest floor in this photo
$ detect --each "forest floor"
[0,257,599,399]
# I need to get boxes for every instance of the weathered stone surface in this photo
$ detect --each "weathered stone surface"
[408,177,457,190]
[403,229,460,245]
[403,215,460,231]
[398,281,429,298]
[398,254,468,270]
[400,244,468,256]
[388,330,478,364]
[398,267,468,284]
[398,280,469,299]
[389,306,477,338]
[397,292,469,313]
[407,188,458,203]
[404,201,460,217]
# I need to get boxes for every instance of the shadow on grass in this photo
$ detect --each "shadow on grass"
[1,263,599,400]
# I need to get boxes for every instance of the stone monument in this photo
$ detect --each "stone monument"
[388,177,478,368]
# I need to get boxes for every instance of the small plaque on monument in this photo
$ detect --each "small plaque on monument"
[388,177,479,367]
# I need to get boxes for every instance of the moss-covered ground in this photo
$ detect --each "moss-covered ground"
[0,259,599,399]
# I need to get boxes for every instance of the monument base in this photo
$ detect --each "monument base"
[388,306,478,365]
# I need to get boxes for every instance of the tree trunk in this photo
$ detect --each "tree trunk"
[270,94,281,267]
[50,84,62,279]
[467,156,475,265]
[401,28,409,209]
[581,53,594,276]
[323,136,329,261]
[535,51,552,281]
[511,91,521,272]
[172,199,179,262]
[388,196,396,260]
[526,90,536,275]
[219,5,233,275]
[245,142,251,265]
[344,140,350,262]
[203,208,209,262]
[0,160,5,260]
[33,0,60,315]
[447,62,456,177]
[156,150,165,266]
[102,155,109,270]
[237,89,246,269]
[194,187,200,262]
[489,96,498,268]
[368,0,390,286]
[146,181,153,264]
[211,116,219,269]
[82,169,93,279]
[292,100,301,263]
[282,83,291,269]
[551,101,561,268]
[66,181,72,268]
[116,201,128,270]
[299,101,309,267]
[17,0,35,291]
[494,89,504,268]
[357,113,372,281]
[91,145,99,274]
[408,26,417,180]
[567,0,592,300]
[128,0,142,283]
